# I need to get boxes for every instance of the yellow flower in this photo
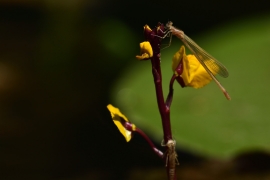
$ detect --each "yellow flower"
[136,41,153,60]
[172,46,218,88]
[144,25,152,32]
[107,104,136,142]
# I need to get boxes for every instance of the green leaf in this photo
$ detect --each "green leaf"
[111,14,270,158]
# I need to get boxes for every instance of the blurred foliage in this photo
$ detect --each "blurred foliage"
[112,13,270,158]
[0,0,270,179]
[98,19,137,59]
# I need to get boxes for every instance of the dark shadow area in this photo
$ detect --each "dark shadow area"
[1,1,270,180]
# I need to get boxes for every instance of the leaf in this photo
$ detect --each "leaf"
[111,14,270,158]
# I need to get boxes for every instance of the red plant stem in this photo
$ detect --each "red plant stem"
[150,55,173,143]
[166,75,177,108]
[135,127,163,158]
[151,53,177,180]
[144,23,177,180]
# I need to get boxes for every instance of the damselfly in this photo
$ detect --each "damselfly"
[161,21,231,100]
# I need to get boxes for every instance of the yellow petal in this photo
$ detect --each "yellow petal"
[107,104,128,122]
[136,41,153,60]
[183,55,213,88]
[172,45,185,75]
[107,104,134,142]
[136,53,150,60]
[172,45,215,88]
[144,25,152,31]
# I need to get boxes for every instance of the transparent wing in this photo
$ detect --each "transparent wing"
[182,34,229,78]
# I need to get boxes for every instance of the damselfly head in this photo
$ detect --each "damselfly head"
[166,21,173,28]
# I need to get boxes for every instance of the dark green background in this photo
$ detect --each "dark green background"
[1,0,270,179]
